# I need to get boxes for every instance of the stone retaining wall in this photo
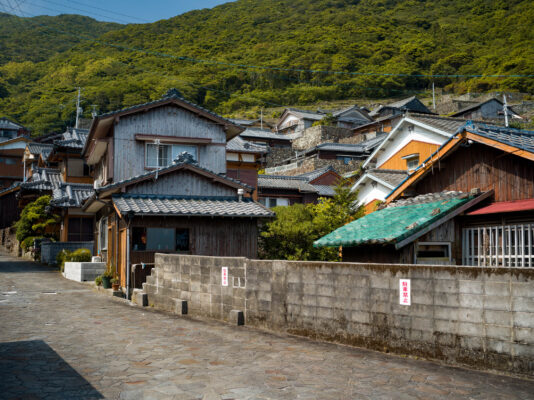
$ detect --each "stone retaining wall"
[0,227,19,257]
[143,254,534,376]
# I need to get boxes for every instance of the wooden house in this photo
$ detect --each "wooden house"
[258,166,341,207]
[0,117,28,141]
[239,128,294,148]
[352,114,472,213]
[368,96,433,119]
[81,89,273,292]
[276,108,324,134]
[0,136,31,189]
[226,136,268,199]
[316,123,534,267]
[450,98,522,121]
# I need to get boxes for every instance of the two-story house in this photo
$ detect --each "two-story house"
[81,89,273,292]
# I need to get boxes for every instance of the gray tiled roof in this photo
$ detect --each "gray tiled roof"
[370,96,432,117]
[51,183,94,208]
[112,194,274,218]
[54,128,89,149]
[367,169,408,188]
[30,168,62,187]
[407,113,470,134]
[226,136,268,154]
[229,118,260,126]
[313,185,336,197]
[387,191,469,208]
[0,117,23,130]
[286,108,324,121]
[466,122,534,153]
[258,175,318,192]
[27,143,54,159]
[98,160,252,193]
[297,166,337,181]
[240,128,296,141]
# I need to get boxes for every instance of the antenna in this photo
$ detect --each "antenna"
[260,108,263,130]
[503,94,509,127]
[432,82,436,111]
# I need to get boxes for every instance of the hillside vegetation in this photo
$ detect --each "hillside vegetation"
[0,0,533,134]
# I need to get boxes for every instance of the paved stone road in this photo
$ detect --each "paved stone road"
[1,254,533,400]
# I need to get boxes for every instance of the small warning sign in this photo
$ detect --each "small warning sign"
[221,267,228,287]
[399,279,410,306]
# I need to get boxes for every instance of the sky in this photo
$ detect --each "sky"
[9,0,234,24]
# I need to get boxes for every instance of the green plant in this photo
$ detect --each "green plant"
[95,276,102,286]
[110,277,118,284]
[56,249,72,272]
[103,269,113,278]
[14,195,59,245]
[68,248,92,262]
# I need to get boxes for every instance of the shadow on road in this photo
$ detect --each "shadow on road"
[0,258,58,273]
[0,340,103,399]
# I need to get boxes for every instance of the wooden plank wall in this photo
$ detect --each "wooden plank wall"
[379,140,440,170]
[414,143,534,202]
[113,105,227,182]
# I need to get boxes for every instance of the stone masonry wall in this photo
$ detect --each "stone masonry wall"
[144,254,534,376]
[0,227,19,257]
[292,126,353,150]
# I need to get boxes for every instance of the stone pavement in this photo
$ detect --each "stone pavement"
[0,254,533,400]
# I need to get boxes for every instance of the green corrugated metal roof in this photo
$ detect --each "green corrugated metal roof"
[314,196,472,248]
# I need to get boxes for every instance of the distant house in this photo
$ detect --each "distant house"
[327,105,372,129]
[0,117,28,142]
[276,108,324,134]
[226,136,268,199]
[304,134,385,164]
[316,123,534,266]
[352,113,472,213]
[0,136,31,189]
[369,96,433,119]
[352,114,403,139]
[450,98,522,121]
[258,166,341,207]
[239,128,294,148]
[229,118,273,130]
[82,89,273,291]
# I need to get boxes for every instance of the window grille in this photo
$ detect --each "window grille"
[462,224,534,267]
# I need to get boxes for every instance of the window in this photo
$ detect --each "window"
[415,242,451,265]
[337,156,353,165]
[402,153,420,170]
[0,157,17,165]
[146,143,198,168]
[67,217,94,242]
[98,217,108,252]
[260,197,290,208]
[67,158,85,177]
[132,227,190,252]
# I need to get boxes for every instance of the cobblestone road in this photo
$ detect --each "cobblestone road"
[1,254,533,400]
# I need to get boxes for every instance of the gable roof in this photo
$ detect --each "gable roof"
[385,122,534,203]
[112,194,274,218]
[258,175,318,192]
[84,89,244,156]
[0,117,24,130]
[240,128,297,141]
[366,169,409,189]
[27,143,54,160]
[96,160,252,197]
[296,165,338,181]
[361,114,474,169]
[226,136,268,154]
[51,183,94,208]
[314,191,488,249]
[0,136,31,148]
[54,128,89,150]
[450,98,521,118]
[369,96,432,117]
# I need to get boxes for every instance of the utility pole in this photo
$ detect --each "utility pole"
[75,87,82,129]
[503,94,509,128]
[432,82,436,111]
[260,108,264,130]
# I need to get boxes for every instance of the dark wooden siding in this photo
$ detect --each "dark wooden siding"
[414,143,534,202]
[0,190,20,228]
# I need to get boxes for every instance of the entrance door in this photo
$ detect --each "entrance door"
[119,228,127,288]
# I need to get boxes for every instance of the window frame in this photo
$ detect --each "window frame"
[414,241,451,264]
[145,142,199,169]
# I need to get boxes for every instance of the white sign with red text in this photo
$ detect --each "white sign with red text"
[399,279,411,306]
[221,267,228,287]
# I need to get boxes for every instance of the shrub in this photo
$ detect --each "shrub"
[68,248,92,262]
[14,195,59,244]
[95,276,102,286]
[56,249,72,272]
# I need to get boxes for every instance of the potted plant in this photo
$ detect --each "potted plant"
[101,270,113,289]
[111,277,120,291]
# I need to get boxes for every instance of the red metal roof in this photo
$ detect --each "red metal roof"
[467,198,534,215]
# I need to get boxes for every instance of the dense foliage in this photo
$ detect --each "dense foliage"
[259,181,363,261]
[0,0,533,134]
[57,248,92,271]
[14,195,60,249]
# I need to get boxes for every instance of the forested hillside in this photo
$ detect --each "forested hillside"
[0,0,533,134]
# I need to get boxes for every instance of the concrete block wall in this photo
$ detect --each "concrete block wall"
[0,227,20,257]
[64,262,106,282]
[145,255,534,376]
[41,241,94,265]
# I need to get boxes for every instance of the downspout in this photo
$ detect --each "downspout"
[126,226,131,300]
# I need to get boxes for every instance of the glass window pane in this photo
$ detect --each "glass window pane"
[176,229,189,251]
[158,145,170,167]
[146,228,174,251]
[172,145,198,162]
[146,144,158,167]
[277,198,290,206]
[132,227,147,251]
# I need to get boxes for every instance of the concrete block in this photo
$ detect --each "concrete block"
[435,319,456,334]
[486,339,511,354]
[484,295,511,311]
[317,284,334,297]
[412,317,433,331]
[459,280,484,294]
[457,322,483,337]
[173,299,188,315]
[434,293,459,307]
[511,282,534,297]
[459,293,483,308]
[513,312,534,328]
[457,308,483,323]
[132,289,148,307]
[485,324,512,341]
[511,343,534,357]
[370,275,389,289]
[411,291,433,305]
[228,310,245,326]
[64,262,106,282]
[514,327,534,344]
[434,305,457,321]
[512,296,534,312]
[434,279,457,293]
[485,310,511,326]
[316,307,333,320]
[317,295,334,308]
[485,282,510,296]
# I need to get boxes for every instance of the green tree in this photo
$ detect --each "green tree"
[14,195,60,250]
[259,180,363,261]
